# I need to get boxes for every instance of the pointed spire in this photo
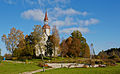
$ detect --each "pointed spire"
[44,11,48,21]
[42,11,50,29]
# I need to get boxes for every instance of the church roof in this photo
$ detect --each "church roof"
[42,11,50,29]
[42,24,50,29]
[44,11,48,21]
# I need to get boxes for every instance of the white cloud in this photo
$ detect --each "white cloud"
[51,17,77,27]
[3,0,70,7]
[79,18,99,26]
[21,9,44,21]
[20,0,99,35]
[52,7,88,17]
[23,0,70,8]
[51,17,99,27]
[60,27,89,34]
[21,8,88,24]
[21,8,99,34]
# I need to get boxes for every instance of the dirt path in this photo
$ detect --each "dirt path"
[21,68,54,74]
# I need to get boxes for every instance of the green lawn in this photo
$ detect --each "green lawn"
[35,64,120,74]
[1,60,120,74]
[0,61,41,74]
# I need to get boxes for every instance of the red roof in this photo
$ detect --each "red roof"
[42,24,50,29]
[44,11,48,21]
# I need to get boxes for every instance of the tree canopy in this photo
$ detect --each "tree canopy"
[60,30,90,58]
[2,27,24,55]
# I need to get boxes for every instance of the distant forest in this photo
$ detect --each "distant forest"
[98,48,120,59]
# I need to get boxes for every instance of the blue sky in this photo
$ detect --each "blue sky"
[0,0,120,56]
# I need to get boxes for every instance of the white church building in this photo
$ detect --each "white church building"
[35,11,55,57]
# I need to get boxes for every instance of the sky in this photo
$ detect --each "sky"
[0,0,120,56]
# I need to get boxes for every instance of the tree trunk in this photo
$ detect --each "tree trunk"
[54,45,55,60]
[41,54,45,72]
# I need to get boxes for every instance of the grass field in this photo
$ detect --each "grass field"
[0,60,120,74]
[35,63,120,74]
[0,61,41,74]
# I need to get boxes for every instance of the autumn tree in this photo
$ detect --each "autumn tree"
[51,26,60,57]
[71,30,82,40]
[60,30,90,58]
[2,27,24,55]
[32,25,45,71]
[98,50,108,59]
[83,43,90,58]
[60,39,68,57]
[20,35,35,57]
[70,38,82,57]
[71,30,90,58]
[31,25,45,57]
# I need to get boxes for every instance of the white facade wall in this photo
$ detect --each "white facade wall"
[45,29,50,36]
[35,29,50,57]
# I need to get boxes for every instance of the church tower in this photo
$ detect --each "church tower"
[42,11,50,36]
[35,11,51,57]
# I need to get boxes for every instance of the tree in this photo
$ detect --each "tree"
[51,26,60,57]
[83,43,90,58]
[71,30,82,40]
[24,34,35,57]
[32,25,45,72]
[70,38,82,57]
[60,39,68,57]
[13,34,35,59]
[71,30,90,57]
[31,25,43,44]
[2,27,24,55]
[60,30,90,58]
[46,36,53,59]
[32,25,45,57]
[98,50,108,59]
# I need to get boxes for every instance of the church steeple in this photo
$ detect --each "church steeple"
[42,11,50,29]
[44,11,48,22]
[42,11,50,36]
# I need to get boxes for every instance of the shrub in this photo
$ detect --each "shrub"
[12,57,18,60]
[4,54,12,60]
[25,59,28,64]
[18,56,27,61]
[83,65,89,68]
[83,60,91,65]
[108,55,119,59]
[95,60,104,64]
[38,62,44,67]
[113,58,120,63]
[91,61,95,66]
[103,59,116,66]
[95,56,101,59]
[38,62,52,68]
[18,56,32,61]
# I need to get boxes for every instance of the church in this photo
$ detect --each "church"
[35,11,57,57]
